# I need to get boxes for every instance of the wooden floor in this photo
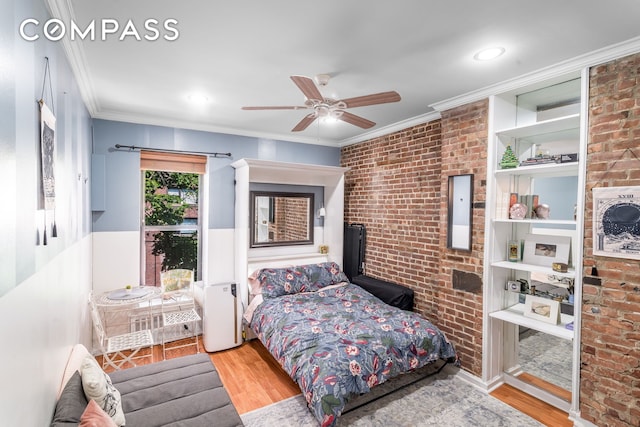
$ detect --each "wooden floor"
[101,337,573,426]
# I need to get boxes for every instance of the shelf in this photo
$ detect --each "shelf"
[496,114,580,140]
[485,77,584,412]
[490,303,574,340]
[493,218,576,227]
[491,260,575,278]
[248,252,328,263]
[495,161,579,177]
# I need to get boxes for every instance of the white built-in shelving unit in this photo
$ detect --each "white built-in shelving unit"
[483,72,588,417]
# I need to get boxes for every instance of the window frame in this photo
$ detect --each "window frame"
[140,151,206,285]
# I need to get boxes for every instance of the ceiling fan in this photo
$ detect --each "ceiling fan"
[242,74,401,132]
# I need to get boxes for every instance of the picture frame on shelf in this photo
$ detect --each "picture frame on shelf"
[523,294,560,325]
[522,233,571,267]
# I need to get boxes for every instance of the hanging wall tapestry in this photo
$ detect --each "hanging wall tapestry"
[40,100,56,209]
[592,186,640,260]
[39,99,57,244]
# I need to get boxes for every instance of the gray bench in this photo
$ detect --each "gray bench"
[110,353,243,427]
[51,344,243,427]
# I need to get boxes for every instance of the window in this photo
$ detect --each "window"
[140,151,206,286]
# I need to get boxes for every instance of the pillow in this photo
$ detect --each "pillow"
[79,399,117,427]
[58,344,92,400]
[80,356,126,426]
[304,262,349,291]
[248,268,262,295]
[257,266,310,298]
[51,370,89,425]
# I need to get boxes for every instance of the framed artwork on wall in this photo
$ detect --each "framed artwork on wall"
[592,186,640,260]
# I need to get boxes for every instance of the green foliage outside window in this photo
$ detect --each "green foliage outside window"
[144,171,199,274]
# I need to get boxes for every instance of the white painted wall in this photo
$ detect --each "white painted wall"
[92,231,141,295]
[0,236,92,426]
[92,228,239,291]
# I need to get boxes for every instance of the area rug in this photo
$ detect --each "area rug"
[519,329,573,391]
[240,368,543,426]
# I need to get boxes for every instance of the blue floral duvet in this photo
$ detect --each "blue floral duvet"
[249,282,458,427]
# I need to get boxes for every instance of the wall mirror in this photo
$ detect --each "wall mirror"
[447,174,473,251]
[250,191,314,248]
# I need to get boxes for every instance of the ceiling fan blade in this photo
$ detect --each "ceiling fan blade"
[339,111,375,129]
[292,113,317,132]
[341,91,401,108]
[241,105,307,110]
[290,76,323,101]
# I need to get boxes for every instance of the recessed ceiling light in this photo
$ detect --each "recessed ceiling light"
[187,93,209,104]
[473,47,505,61]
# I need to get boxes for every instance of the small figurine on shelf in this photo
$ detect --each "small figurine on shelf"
[500,145,519,169]
[509,203,528,220]
[533,203,550,219]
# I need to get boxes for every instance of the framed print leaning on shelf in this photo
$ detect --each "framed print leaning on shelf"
[592,186,640,260]
[522,233,571,267]
[524,295,560,325]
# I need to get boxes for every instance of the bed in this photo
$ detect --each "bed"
[244,261,459,427]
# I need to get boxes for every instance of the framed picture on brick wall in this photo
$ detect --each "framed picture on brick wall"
[593,186,640,260]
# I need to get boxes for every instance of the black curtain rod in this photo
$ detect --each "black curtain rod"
[114,144,231,158]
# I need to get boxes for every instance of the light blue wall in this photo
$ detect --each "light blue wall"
[534,176,578,220]
[91,119,341,232]
[1,0,92,294]
[1,0,93,425]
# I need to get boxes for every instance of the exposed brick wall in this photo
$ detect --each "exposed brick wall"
[438,100,488,377]
[341,54,640,422]
[581,53,640,427]
[341,122,443,319]
[270,197,309,241]
[283,197,309,241]
[341,99,488,377]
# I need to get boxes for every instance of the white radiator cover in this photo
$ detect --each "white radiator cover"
[195,282,242,352]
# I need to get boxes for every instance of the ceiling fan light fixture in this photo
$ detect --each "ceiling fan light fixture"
[243,75,400,132]
[473,47,505,61]
[187,93,210,104]
[315,74,331,86]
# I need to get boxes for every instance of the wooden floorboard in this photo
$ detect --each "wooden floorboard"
[99,336,573,424]
[209,339,300,414]
[490,383,573,427]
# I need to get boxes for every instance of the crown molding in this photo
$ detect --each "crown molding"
[93,110,340,148]
[430,36,640,113]
[338,110,442,147]
[45,0,100,116]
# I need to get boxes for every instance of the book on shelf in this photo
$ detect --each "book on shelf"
[496,193,511,219]
[509,193,518,208]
